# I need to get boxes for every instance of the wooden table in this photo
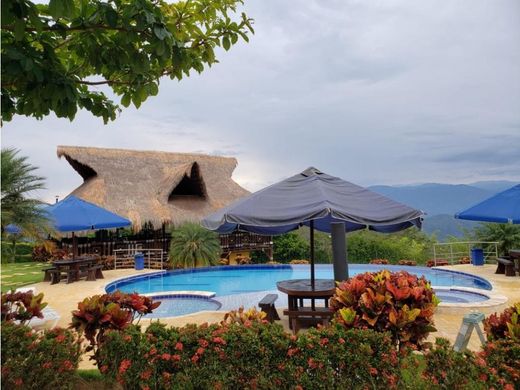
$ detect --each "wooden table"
[276,279,336,332]
[52,256,101,284]
[509,250,520,273]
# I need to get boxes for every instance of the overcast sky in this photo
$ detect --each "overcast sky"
[3,0,520,203]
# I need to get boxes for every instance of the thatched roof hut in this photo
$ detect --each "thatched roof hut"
[57,146,249,229]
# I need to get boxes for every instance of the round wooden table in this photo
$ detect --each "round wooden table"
[276,279,335,311]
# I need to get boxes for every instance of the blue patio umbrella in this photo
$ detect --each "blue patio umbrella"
[45,195,131,232]
[455,184,520,224]
[5,224,22,234]
[45,195,131,257]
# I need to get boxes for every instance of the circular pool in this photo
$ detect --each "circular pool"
[142,294,221,318]
[106,264,492,295]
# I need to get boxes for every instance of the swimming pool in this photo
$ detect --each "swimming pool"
[142,294,221,318]
[106,264,492,296]
[434,288,489,303]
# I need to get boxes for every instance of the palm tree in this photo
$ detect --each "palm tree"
[1,148,51,243]
[474,223,520,256]
[169,223,221,268]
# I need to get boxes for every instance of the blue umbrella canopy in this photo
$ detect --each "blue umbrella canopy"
[45,195,131,232]
[202,167,424,234]
[4,224,22,234]
[455,184,520,224]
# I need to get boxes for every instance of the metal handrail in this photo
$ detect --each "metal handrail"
[432,241,499,266]
[113,248,164,270]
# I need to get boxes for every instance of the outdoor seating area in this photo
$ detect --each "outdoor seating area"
[45,257,104,284]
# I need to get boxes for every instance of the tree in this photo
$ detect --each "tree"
[1,148,51,244]
[1,0,254,123]
[169,222,220,268]
[273,232,309,262]
[474,223,520,256]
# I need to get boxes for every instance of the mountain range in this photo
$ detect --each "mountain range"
[368,181,518,240]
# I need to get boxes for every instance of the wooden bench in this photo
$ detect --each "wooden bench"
[258,294,280,322]
[283,307,334,334]
[86,265,104,281]
[42,267,57,282]
[496,258,516,277]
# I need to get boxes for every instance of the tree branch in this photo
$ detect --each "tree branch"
[2,24,146,34]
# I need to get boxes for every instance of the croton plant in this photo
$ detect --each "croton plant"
[70,291,160,364]
[330,270,439,349]
[483,302,520,342]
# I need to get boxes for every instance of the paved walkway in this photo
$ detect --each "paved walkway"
[27,264,519,369]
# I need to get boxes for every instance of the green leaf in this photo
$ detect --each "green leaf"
[105,8,118,27]
[48,0,76,18]
[14,20,25,42]
[222,36,230,51]
[148,83,158,96]
[121,94,131,108]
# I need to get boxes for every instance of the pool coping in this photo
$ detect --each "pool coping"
[431,286,508,308]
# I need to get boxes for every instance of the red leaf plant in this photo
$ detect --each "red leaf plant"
[1,291,47,324]
[70,291,160,365]
[330,270,439,349]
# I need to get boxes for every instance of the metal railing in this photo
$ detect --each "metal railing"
[432,241,499,266]
[113,248,165,270]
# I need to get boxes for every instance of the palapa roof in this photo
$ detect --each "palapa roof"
[57,146,249,229]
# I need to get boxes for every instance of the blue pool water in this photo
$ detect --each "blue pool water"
[106,264,492,296]
[435,289,489,304]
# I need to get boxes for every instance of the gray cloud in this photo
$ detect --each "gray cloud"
[2,0,520,202]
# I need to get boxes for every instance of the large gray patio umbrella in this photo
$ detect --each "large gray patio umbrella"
[202,167,424,287]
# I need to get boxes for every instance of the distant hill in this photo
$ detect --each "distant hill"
[369,181,518,240]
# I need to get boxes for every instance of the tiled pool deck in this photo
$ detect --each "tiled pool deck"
[25,264,520,369]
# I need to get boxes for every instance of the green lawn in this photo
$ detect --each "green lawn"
[1,262,49,293]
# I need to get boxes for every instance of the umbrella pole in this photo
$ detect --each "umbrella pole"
[310,220,315,289]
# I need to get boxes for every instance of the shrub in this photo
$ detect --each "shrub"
[1,322,82,390]
[290,259,309,264]
[421,338,490,389]
[96,320,402,389]
[416,337,519,390]
[70,291,160,364]
[1,290,47,324]
[398,259,417,266]
[370,258,389,264]
[478,339,520,387]
[32,244,53,262]
[345,229,432,264]
[483,302,520,341]
[273,232,309,263]
[330,270,439,349]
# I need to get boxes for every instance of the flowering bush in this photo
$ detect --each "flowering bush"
[398,259,417,266]
[1,322,82,389]
[96,320,402,389]
[330,270,439,349]
[483,302,520,341]
[289,259,310,264]
[1,290,47,324]
[370,258,389,264]
[419,338,519,389]
[478,339,520,386]
[70,291,160,364]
